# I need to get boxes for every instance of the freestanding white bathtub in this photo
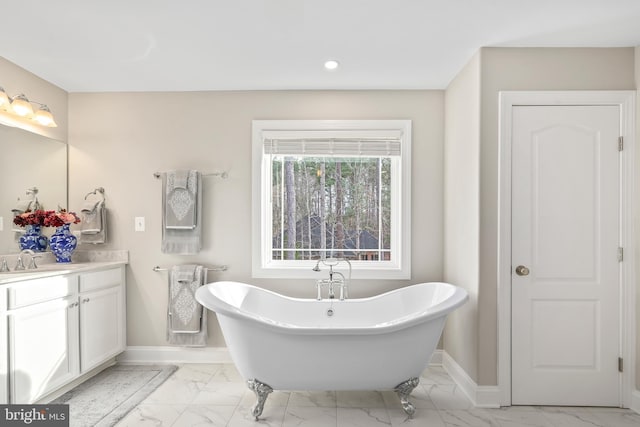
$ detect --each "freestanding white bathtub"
[195,281,468,419]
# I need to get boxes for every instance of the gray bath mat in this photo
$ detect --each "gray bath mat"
[52,364,178,427]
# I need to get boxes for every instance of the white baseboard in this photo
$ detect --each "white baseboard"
[631,390,640,414]
[430,349,444,366]
[442,351,501,408]
[440,351,640,412]
[117,346,233,364]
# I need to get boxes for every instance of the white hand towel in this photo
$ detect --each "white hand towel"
[12,198,34,214]
[80,194,107,244]
[81,200,103,234]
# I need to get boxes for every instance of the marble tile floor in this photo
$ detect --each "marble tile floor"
[114,363,640,427]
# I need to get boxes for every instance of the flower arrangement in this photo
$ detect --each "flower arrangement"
[13,209,80,228]
[12,209,48,227]
[44,209,81,227]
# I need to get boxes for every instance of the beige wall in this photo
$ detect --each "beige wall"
[477,47,636,385]
[67,90,445,347]
[0,57,67,141]
[443,52,481,381]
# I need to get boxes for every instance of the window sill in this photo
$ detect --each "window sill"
[252,260,410,280]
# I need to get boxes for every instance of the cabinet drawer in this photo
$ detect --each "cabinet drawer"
[8,275,78,309]
[79,267,122,293]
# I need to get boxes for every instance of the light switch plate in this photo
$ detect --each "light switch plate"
[135,216,145,232]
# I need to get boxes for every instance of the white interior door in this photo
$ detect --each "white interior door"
[511,105,621,406]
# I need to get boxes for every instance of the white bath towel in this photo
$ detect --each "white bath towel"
[167,264,208,347]
[161,170,202,254]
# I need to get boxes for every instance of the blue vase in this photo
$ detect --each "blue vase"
[49,224,77,263]
[19,224,48,252]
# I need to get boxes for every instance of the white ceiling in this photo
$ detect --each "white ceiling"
[2,0,640,92]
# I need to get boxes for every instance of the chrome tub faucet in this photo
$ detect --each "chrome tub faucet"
[312,258,352,300]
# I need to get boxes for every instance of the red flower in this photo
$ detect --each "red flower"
[13,209,47,227]
[13,209,81,228]
[43,209,81,227]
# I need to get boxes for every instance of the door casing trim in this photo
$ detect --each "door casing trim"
[497,90,636,407]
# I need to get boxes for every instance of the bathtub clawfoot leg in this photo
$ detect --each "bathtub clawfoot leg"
[394,377,419,418]
[247,378,273,420]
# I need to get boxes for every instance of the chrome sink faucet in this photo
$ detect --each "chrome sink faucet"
[312,258,352,300]
[0,258,9,272]
[15,249,40,270]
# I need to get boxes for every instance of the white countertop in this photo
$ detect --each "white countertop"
[0,260,127,285]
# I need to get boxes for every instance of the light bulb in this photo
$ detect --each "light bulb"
[35,105,57,127]
[11,94,34,117]
[324,60,340,71]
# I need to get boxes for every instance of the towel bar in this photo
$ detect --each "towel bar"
[153,171,228,179]
[153,265,228,272]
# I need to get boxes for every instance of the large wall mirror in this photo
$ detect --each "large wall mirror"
[0,124,67,254]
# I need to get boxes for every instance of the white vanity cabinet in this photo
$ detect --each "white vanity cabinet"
[7,274,80,403]
[8,290,80,403]
[1,263,126,404]
[78,267,126,372]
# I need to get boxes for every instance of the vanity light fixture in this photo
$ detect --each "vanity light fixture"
[0,86,58,127]
[324,59,340,71]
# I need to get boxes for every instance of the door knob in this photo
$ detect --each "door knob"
[515,265,530,276]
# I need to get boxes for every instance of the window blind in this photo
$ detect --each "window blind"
[261,129,404,157]
[264,138,401,156]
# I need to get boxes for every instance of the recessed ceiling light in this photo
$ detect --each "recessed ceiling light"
[324,60,340,71]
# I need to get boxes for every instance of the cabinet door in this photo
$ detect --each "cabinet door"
[79,285,125,372]
[9,295,79,403]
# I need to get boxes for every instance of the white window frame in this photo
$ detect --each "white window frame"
[252,119,411,279]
